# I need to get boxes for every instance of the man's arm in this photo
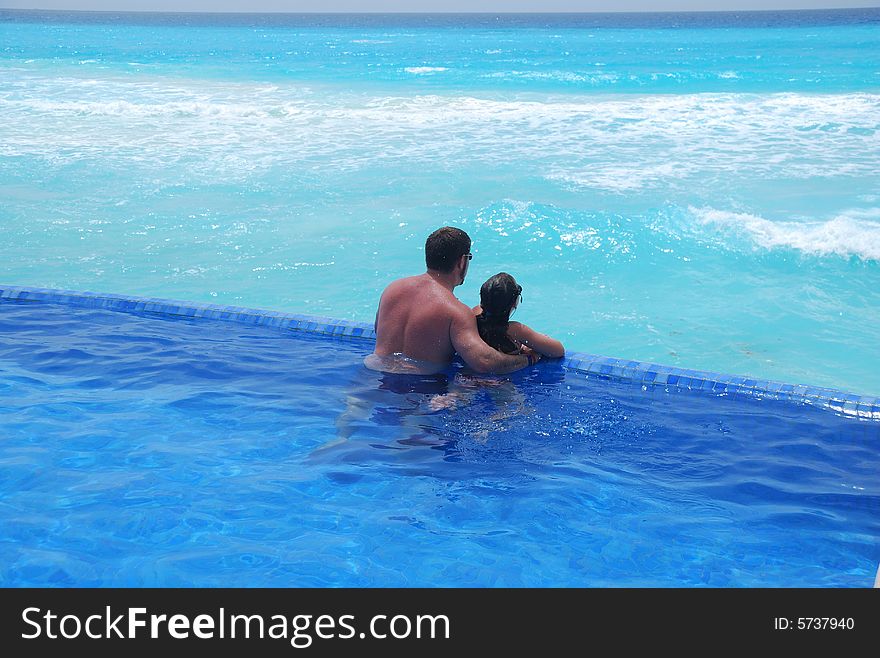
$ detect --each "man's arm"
[450,305,535,374]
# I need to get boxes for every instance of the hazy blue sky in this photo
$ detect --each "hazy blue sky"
[2,1,878,13]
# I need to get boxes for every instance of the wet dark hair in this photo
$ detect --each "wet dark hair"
[425,227,471,273]
[476,272,522,354]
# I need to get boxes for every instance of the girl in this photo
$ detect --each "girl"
[429,273,564,418]
[474,272,565,360]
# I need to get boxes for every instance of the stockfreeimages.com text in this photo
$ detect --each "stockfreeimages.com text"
[22,606,450,648]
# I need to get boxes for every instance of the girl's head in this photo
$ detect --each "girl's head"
[480,272,522,321]
[477,273,522,354]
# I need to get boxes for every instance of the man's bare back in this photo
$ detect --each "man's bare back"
[366,227,535,376]
[372,273,462,366]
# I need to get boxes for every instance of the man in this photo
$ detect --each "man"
[365,226,539,375]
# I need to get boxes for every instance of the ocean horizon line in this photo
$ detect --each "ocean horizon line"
[3,6,880,14]
[3,6,879,29]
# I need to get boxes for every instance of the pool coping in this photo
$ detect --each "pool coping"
[2,284,879,420]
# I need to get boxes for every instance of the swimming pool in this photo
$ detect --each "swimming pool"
[1,288,877,587]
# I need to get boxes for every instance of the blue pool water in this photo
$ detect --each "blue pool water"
[1,9,879,395]
[0,298,877,587]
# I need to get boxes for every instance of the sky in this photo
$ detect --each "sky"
[1,1,878,13]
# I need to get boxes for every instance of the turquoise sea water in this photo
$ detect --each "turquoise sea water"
[1,9,879,394]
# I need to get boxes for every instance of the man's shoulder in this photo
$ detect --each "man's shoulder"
[385,274,419,288]
[382,274,422,297]
[426,292,470,320]
[448,297,478,325]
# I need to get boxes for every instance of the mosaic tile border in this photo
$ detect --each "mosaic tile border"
[0,285,377,341]
[561,353,879,420]
[2,284,878,420]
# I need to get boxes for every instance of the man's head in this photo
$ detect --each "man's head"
[425,226,472,284]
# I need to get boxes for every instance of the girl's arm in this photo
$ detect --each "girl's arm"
[507,322,565,358]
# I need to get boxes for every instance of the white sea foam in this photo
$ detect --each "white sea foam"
[1,73,878,192]
[404,67,448,74]
[691,207,880,261]
[484,70,620,84]
[547,163,693,194]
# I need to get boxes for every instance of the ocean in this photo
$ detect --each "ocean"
[1,8,878,394]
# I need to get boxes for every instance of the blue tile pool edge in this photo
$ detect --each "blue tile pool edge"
[2,284,878,420]
[1,284,377,340]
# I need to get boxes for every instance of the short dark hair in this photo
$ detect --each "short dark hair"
[425,227,471,273]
